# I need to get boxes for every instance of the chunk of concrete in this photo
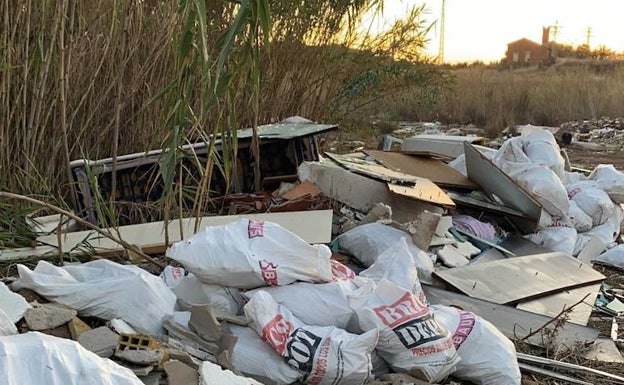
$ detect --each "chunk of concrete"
[585,338,624,363]
[189,305,222,342]
[381,373,439,385]
[129,365,154,377]
[77,326,119,357]
[0,282,31,323]
[24,302,76,331]
[68,317,91,340]
[436,245,470,267]
[115,349,166,366]
[140,372,162,385]
[164,360,198,385]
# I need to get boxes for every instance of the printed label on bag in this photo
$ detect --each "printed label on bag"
[248,219,265,238]
[374,292,428,329]
[568,187,582,199]
[452,311,476,349]
[392,313,447,349]
[259,260,279,286]
[285,328,323,376]
[262,315,294,354]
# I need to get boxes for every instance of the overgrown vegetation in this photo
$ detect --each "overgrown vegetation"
[0,0,443,205]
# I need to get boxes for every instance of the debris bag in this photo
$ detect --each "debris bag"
[594,244,624,269]
[583,205,623,247]
[0,332,143,385]
[431,305,521,385]
[0,281,30,323]
[360,238,423,296]
[172,273,246,316]
[568,200,593,233]
[13,260,176,336]
[336,223,434,284]
[567,181,615,226]
[167,219,333,289]
[349,279,459,383]
[589,164,624,203]
[448,147,497,177]
[200,361,264,385]
[562,171,588,186]
[492,136,531,165]
[244,279,360,332]
[330,259,356,281]
[499,162,569,218]
[230,325,303,385]
[244,290,378,385]
[526,223,577,255]
[159,266,186,289]
[0,308,17,336]
[521,127,566,178]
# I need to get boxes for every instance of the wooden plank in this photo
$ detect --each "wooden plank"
[363,150,478,189]
[464,142,544,222]
[324,152,418,184]
[433,252,605,305]
[423,285,600,347]
[516,283,602,326]
[3,210,333,262]
[388,183,456,208]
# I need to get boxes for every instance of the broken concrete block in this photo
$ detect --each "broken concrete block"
[435,216,453,237]
[68,317,91,340]
[167,348,202,370]
[436,245,470,268]
[399,210,441,250]
[109,318,138,335]
[163,360,198,385]
[0,282,31,323]
[189,305,222,342]
[77,326,119,358]
[115,349,166,366]
[199,361,263,385]
[129,365,154,377]
[585,338,624,363]
[455,241,481,258]
[24,302,77,331]
[381,373,440,385]
[140,372,162,385]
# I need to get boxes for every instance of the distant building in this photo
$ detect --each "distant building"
[506,27,555,65]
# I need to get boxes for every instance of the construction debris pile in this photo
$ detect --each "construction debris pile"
[1,122,624,385]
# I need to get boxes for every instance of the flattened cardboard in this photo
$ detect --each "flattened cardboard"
[363,150,477,189]
[434,252,605,304]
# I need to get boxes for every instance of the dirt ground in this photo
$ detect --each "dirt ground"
[565,146,624,171]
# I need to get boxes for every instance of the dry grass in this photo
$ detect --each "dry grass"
[434,64,624,136]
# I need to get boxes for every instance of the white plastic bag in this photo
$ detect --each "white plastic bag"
[244,290,378,385]
[0,332,143,385]
[167,219,333,289]
[172,273,245,316]
[568,200,593,233]
[360,238,423,296]
[431,305,521,385]
[583,206,623,248]
[349,280,459,383]
[230,325,303,385]
[0,309,17,336]
[521,128,565,178]
[589,164,624,203]
[13,260,176,336]
[594,244,624,269]
[562,171,587,186]
[567,181,615,226]
[244,279,360,332]
[526,223,577,255]
[336,223,434,284]
[500,162,569,218]
[0,281,30,323]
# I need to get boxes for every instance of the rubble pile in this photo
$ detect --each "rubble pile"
[0,121,623,385]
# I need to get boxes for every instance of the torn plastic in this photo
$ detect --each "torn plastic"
[0,332,143,385]
[167,219,333,289]
[13,260,176,336]
[244,290,378,385]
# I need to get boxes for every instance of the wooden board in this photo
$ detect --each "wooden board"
[400,135,483,159]
[516,284,602,326]
[2,210,333,262]
[324,152,418,184]
[434,252,605,305]
[363,150,478,189]
[388,183,456,208]
[423,285,600,347]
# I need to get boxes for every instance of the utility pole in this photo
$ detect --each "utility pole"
[438,0,445,64]
[550,20,560,43]
[585,27,592,47]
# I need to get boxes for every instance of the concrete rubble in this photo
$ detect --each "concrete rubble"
[1,121,624,385]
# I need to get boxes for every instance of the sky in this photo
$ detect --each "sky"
[377,0,624,63]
